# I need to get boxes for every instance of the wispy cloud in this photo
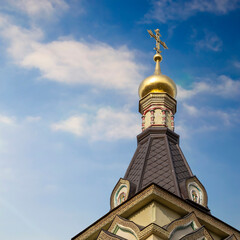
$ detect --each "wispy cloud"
[0,115,15,125]
[176,104,240,138]
[145,0,240,23]
[175,122,218,139]
[0,18,44,60]
[177,75,240,100]
[5,0,68,19]
[0,16,144,94]
[182,103,198,116]
[51,107,141,141]
[234,61,240,69]
[176,74,240,138]
[52,115,85,136]
[0,114,42,127]
[195,32,222,52]
[182,103,239,125]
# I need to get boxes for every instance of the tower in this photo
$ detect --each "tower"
[72,30,240,240]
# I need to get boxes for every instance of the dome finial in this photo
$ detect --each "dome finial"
[147,29,168,59]
[147,29,168,76]
[138,29,177,99]
[153,53,162,75]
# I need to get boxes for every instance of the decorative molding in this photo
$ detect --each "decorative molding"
[97,230,127,240]
[139,92,177,131]
[183,176,208,208]
[171,114,174,130]
[136,127,179,144]
[141,115,145,131]
[224,234,238,240]
[108,215,141,238]
[110,179,131,209]
[139,92,176,115]
[139,223,169,240]
[150,109,155,125]
[179,226,214,240]
[165,212,201,233]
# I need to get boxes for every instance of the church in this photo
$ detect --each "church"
[71,30,240,240]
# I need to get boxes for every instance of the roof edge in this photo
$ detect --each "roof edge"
[72,183,240,240]
[137,127,179,144]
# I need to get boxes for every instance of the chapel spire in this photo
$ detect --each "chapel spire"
[73,29,239,240]
[109,30,209,209]
[148,28,167,75]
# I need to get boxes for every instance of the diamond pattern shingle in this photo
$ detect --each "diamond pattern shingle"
[141,138,176,194]
[126,140,148,186]
[169,141,191,182]
[124,128,193,198]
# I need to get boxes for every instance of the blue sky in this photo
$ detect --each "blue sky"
[0,0,239,239]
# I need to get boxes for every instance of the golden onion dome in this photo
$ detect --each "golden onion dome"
[138,53,177,99]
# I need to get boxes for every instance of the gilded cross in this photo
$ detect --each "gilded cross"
[147,29,168,54]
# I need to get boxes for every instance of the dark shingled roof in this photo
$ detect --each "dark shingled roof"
[124,127,193,198]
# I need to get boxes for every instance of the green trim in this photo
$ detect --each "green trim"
[113,225,137,239]
[189,183,203,204]
[114,184,127,206]
[169,221,195,239]
[189,183,201,192]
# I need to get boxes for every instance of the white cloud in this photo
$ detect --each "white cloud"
[234,61,240,69]
[176,102,240,139]
[51,107,141,141]
[146,0,240,22]
[175,122,218,139]
[182,103,198,116]
[0,115,15,125]
[0,21,44,61]
[52,115,85,136]
[6,0,68,18]
[182,103,238,125]
[177,75,240,100]
[21,41,142,93]
[0,114,42,126]
[196,32,222,52]
[176,75,240,138]
[0,17,143,94]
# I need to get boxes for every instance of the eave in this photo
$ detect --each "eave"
[72,183,240,240]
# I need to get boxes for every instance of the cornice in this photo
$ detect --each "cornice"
[108,215,142,235]
[164,212,201,233]
[139,223,169,240]
[72,184,240,240]
[137,127,179,144]
[179,226,213,240]
[139,92,177,114]
[97,230,127,240]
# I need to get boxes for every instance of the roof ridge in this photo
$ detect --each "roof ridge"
[164,134,181,196]
[137,137,152,191]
